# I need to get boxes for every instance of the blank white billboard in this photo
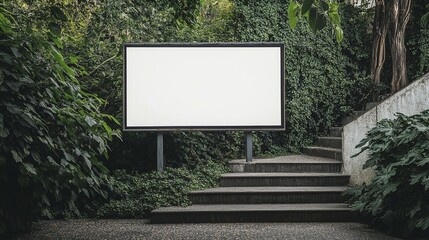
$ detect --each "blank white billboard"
[124,43,284,131]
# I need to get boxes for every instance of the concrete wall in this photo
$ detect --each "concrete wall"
[343,73,429,185]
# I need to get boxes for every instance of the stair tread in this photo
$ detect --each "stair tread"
[152,203,352,213]
[229,155,342,164]
[190,186,348,194]
[304,146,342,152]
[222,173,349,177]
[317,137,342,140]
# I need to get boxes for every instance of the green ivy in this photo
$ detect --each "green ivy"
[0,4,118,235]
[345,110,429,238]
[85,0,374,168]
[93,160,229,218]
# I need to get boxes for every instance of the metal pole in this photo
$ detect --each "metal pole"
[157,132,164,172]
[246,131,252,162]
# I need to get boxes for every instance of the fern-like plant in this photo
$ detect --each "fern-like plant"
[345,110,429,238]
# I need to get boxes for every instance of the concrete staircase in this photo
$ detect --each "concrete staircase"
[303,127,343,161]
[151,127,358,223]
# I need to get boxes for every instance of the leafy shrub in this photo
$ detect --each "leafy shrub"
[346,110,429,238]
[0,4,117,235]
[94,160,229,218]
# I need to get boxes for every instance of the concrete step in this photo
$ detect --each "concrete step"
[151,203,357,223]
[316,137,342,149]
[189,186,347,204]
[229,155,342,173]
[302,147,342,161]
[342,111,366,126]
[329,127,343,137]
[219,173,349,187]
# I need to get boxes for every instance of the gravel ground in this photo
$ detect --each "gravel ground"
[10,219,401,240]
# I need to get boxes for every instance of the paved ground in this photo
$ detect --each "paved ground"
[12,219,400,240]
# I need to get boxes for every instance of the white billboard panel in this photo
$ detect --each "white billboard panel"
[124,43,284,131]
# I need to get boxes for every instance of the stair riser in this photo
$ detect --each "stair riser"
[329,128,342,137]
[190,192,345,204]
[220,177,349,187]
[316,138,342,149]
[229,163,342,173]
[151,211,358,223]
[303,148,342,161]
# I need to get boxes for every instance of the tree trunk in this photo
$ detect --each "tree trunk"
[389,0,412,93]
[370,0,389,101]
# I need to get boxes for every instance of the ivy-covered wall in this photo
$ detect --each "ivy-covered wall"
[107,0,373,169]
[231,0,372,152]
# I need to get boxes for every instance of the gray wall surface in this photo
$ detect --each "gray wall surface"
[343,73,429,185]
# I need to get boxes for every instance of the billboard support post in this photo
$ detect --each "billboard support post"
[246,131,252,162]
[157,132,164,172]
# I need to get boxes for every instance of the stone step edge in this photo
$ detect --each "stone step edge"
[220,173,350,177]
[151,203,354,213]
[303,146,342,152]
[229,160,342,165]
[189,187,348,195]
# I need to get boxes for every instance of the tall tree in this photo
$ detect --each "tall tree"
[371,0,412,98]
[288,0,414,98]
[388,0,412,93]
[370,0,389,99]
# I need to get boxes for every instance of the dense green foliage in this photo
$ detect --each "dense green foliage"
[407,1,429,81]
[83,0,375,169]
[232,0,372,151]
[93,160,229,218]
[0,3,118,235]
[346,110,429,238]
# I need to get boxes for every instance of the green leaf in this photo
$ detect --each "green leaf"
[301,0,315,15]
[288,1,300,29]
[316,13,326,30]
[51,6,68,21]
[308,7,317,33]
[0,12,12,34]
[23,162,37,175]
[417,157,429,166]
[48,22,61,36]
[101,121,112,135]
[329,11,340,26]
[82,188,90,198]
[416,217,429,230]
[85,116,97,127]
[11,150,22,163]
[335,25,343,43]
[41,209,54,219]
[69,56,79,64]
[355,138,369,149]
[11,47,21,57]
